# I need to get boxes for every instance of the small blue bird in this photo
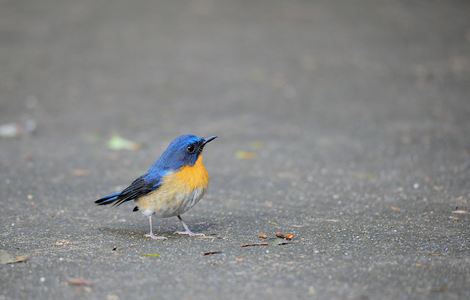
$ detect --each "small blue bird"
[95,134,217,240]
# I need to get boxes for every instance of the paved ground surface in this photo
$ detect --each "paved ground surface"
[1,0,470,299]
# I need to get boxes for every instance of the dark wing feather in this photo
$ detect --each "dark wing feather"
[112,176,158,207]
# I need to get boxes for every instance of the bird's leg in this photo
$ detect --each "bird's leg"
[144,215,167,240]
[175,215,205,237]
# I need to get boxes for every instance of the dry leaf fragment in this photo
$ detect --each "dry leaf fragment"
[235,257,244,263]
[308,286,316,296]
[0,120,36,138]
[324,219,339,223]
[106,294,119,300]
[240,243,269,248]
[249,141,264,150]
[72,169,90,177]
[14,256,28,263]
[107,135,141,151]
[55,240,71,246]
[142,253,161,257]
[235,151,256,160]
[0,250,28,264]
[390,206,401,212]
[258,232,267,239]
[285,233,295,240]
[66,278,93,286]
[275,232,295,240]
[202,251,222,256]
[452,209,468,214]
[431,285,448,293]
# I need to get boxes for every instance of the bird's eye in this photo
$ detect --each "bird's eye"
[186,145,196,153]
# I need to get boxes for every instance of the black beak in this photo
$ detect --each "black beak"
[202,136,217,146]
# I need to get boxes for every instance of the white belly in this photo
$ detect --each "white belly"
[139,187,206,218]
[168,187,205,217]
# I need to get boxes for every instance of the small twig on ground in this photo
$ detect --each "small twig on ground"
[202,251,222,256]
[241,243,269,248]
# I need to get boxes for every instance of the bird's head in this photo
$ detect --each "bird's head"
[153,134,217,173]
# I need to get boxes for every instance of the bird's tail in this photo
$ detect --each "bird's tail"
[95,192,120,206]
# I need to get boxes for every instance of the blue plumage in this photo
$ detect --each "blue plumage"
[148,134,203,176]
[94,192,120,205]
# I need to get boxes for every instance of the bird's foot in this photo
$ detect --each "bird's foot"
[144,233,167,240]
[175,230,205,237]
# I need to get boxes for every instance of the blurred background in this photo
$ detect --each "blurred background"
[1,0,470,299]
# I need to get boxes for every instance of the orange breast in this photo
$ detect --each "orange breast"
[136,155,209,215]
[173,155,209,190]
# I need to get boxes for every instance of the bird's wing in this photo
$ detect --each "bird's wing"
[111,175,160,207]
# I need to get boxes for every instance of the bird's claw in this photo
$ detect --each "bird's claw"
[144,233,168,240]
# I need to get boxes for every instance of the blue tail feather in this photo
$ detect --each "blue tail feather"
[95,192,120,205]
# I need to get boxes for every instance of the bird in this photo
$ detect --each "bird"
[95,134,217,240]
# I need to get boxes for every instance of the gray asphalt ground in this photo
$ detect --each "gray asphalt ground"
[1,0,470,299]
